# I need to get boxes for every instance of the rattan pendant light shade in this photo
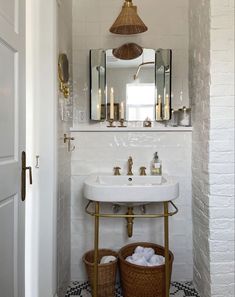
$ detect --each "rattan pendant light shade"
[110,0,148,35]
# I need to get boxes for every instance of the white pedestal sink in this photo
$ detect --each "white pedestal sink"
[83,174,179,297]
[83,174,179,204]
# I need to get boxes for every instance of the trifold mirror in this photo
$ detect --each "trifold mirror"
[90,48,172,122]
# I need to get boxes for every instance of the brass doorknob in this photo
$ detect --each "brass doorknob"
[21,151,33,201]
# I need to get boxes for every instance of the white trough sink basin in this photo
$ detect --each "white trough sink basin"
[83,174,179,204]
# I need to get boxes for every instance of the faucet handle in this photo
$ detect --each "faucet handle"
[140,166,147,176]
[114,167,121,176]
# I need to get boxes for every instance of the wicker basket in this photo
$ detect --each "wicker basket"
[118,242,174,297]
[83,249,118,297]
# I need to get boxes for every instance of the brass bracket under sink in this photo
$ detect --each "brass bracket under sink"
[126,207,134,237]
[85,201,178,238]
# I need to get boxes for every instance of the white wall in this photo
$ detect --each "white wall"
[26,1,58,296]
[72,0,190,124]
[57,1,73,296]
[189,0,235,296]
[70,131,193,281]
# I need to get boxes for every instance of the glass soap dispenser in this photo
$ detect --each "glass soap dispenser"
[151,152,162,176]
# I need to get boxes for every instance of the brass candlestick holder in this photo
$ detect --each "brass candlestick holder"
[118,119,127,127]
[107,119,115,127]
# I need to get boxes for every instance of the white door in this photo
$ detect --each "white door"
[0,1,26,297]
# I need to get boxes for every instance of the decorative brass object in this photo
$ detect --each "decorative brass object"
[113,43,143,60]
[58,53,70,98]
[114,167,121,176]
[126,207,134,237]
[118,119,127,128]
[127,156,133,175]
[140,166,147,176]
[85,200,178,297]
[21,151,32,201]
[110,0,148,35]
[143,118,152,127]
[107,119,115,127]
[64,134,75,152]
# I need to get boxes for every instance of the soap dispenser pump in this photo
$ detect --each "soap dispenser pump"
[151,152,162,176]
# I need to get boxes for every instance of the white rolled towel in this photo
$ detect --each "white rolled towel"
[148,254,165,266]
[126,246,164,267]
[133,257,148,266]
[126,254,148,266]
[134,246,145,254]
[134,247,154,261]
[142,247,155,261]
[100,255,116,264]
[126,256,134,264]
[132,253,145,261]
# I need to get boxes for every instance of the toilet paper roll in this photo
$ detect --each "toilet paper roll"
[100,255,116,264]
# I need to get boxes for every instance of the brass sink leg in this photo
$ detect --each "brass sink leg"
[93,202,100,297]
[164,202,170,297]
[126,207,134,238]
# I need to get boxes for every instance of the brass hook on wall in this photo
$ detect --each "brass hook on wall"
[64,134,75,152]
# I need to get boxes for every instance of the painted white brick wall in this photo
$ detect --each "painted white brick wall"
[70,131,193,282]
[209,0,235,296]
[57,1,73,296]
[189,0,235,296]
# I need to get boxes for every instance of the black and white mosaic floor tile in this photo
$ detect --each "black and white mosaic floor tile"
[65,281,200,297]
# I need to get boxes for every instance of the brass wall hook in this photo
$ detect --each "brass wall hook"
[64,134,75,152]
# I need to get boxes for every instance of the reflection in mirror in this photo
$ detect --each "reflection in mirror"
[90,50,106,120]
[106,48,155,122]
[90,48,172,122]
[156,49,172,121]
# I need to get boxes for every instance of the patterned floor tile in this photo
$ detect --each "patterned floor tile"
[65,281,200,297]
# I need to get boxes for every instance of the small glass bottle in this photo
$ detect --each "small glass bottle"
[151,152,162,176]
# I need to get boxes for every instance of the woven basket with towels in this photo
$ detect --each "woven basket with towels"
[83,249,118,297]
[118,242,174,297]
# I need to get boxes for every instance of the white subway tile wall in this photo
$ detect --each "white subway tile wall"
[189,0,234,296]
[71,0,193,284]
[70,131,193,282]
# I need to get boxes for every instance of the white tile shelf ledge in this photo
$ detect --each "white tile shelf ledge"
[70,124,193,132]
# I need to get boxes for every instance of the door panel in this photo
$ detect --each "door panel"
[0,41,15,158]
[0,0,25,296]
[0,163,18,200]
[0,197,15,297]
[0,0,17,29]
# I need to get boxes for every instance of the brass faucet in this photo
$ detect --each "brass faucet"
[127,156,133,175]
